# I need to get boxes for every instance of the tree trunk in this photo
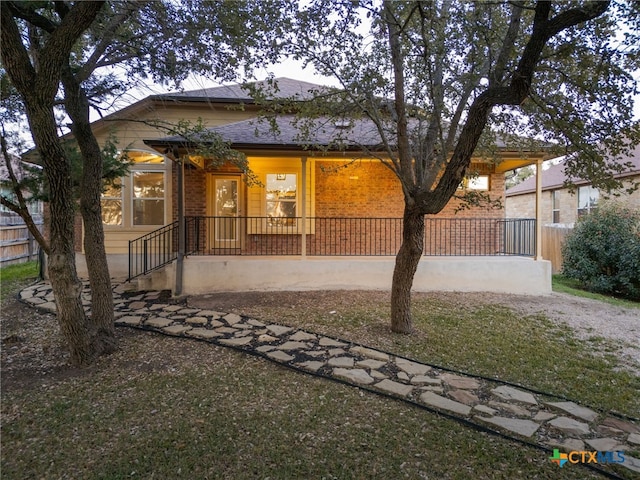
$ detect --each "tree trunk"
[390,206,425,334]
[80,171,117,355]
[1,0,106,366]
[63,70,117,355]
[30,102,94,366]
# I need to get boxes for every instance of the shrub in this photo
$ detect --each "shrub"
[562,203,640,300]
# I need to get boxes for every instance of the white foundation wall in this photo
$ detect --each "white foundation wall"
[149,256,551,295]
[77,254,551,295]
[75,253,130,280]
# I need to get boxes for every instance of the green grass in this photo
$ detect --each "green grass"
[2,278,638,479]
[253,294,639,417]
[553,274,640,309]
[1,350,611,480]
[0,261,39,302]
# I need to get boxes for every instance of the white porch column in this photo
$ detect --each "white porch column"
[535,158,543,260]
[301,156,307,258]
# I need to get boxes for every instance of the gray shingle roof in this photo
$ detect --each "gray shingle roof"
[506,144,640,196]
[157,77,327,103]
[145,115,385,151]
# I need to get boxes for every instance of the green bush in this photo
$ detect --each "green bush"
[562,203,640,300]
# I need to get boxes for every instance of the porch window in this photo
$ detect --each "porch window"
[467,175,490,191]
[101,180,123,226]
[266,173,297,226]
[133,171,165,225]
[551,190,560,223]
[577,185,599,217]
[458,175,490,191]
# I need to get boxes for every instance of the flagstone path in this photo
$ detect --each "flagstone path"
[19,282,640,477]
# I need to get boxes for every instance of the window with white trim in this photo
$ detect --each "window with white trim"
[551,190,560,223]
[101,150,167,227]
[133,171,165,225]
[577,185,599,217]
[266,173,297,226]
[458,175,490,191]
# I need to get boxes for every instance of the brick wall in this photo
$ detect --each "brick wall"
[315,161,405,217]
[177,159,508,256]
[314,160,505,219]
[171,163,207,220]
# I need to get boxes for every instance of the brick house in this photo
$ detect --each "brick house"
[505,148,640,225]
[75,77,551,294]
[505,148,640,272]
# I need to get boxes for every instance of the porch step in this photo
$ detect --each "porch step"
[134,267,169,292]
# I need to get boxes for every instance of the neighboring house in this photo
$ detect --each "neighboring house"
[0,152,44,265]
[49,77,553,294]
[505,146,640,225]
[505,146,640,273]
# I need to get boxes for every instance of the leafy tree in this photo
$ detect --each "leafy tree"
[1,0,291,364]
[269,0,639,333]
[0,133,131,245]
[1,0,108,365]
[505,165,535,189]
[562,203,640,300]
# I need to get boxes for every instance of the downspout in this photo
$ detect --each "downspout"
[175,149,185,296]
[535,158,543,260]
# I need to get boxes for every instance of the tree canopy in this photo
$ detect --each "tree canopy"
[0,0,293,365]
[263,0,640,332]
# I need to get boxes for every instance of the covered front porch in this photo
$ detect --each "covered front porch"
[74,214,551,295]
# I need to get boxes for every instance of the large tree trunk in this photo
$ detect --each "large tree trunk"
[390,206,425,334]
[63,70,117,355]
[79,155,117,355]
[1,0,106,366]
[30,102,94,366]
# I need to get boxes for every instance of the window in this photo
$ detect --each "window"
[133,171,165,225]
[101,150,167,227]
[458,175,490,191]
[101,180,122,226]
[467,175,490,191]
[577,185,599,217]
[551,190,560,223]
[266,173,297,225]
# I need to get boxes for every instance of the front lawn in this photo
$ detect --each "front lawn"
[2,273,638,479]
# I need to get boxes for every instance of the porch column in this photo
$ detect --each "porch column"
[535,158,543,260]
[301,156,307,258]
[175,153,185,295]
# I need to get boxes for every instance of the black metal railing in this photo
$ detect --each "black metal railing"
[128,221,178,280]
[128,216,536,280]
[499,218,536,256]
[183,216,536,257]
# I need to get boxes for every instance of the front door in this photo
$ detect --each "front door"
[208,175,242,251]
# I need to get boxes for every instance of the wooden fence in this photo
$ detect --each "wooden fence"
[0,216,43,266]
[541,224,573,273]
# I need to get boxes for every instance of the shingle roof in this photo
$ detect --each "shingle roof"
[145,115,385,152]
[156,77,327,103]
[505,144,640,196]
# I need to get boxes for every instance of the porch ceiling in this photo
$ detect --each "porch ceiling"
[494,157,544,173]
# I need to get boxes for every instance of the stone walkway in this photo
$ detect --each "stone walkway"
[19,282,640,477]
